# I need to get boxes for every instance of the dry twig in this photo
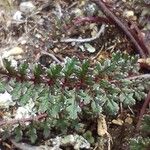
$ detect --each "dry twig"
[60,24,105,43]
[41,51,62,65]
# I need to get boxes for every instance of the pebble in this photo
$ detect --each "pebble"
[123,10,134,18]
[0,91,14,109]
[123,10,137,20]
[72,8,83,17]
[1,46,24,69]
[13,11,23,21]
[19,1,36,14]
[112,119,124,126]
[2,47,24,58]
[83,2,98,16]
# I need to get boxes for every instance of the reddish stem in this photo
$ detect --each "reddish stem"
[91,0,148,58]
[136,91,150,131]
[129,22,150,55]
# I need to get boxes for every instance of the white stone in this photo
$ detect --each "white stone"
[20,39,27,45]
[0,91,14,108]
[72,8,83,17]
[19,1,36,14]
[123,10,134,18]
[2,47,24,58]
[15,107,30,119]
[10,59,18,68]
[35,33,42,39]
[15,99,35,119]
[13,11,23,21]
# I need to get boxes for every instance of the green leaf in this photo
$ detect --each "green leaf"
[56,119,69,133]
[50,94,62,117]
[123,93,136,106]
[20,85,34,105]
[63,58,77,77]
[76,60,89,79]
[78,90,91,105]
[83,130,95,144]
[0,82,5,93]
[27,125,37,144]
[112,51,122,61]
[33,64,43,78]
[18,63,28,76]
[95,95,107,106]
[11,82,22,100]
[103,59,111,68]
[99,80,110,88]
[134,91,142,101]
[51,102,60,117]
[38,92,50,113]
[3,59,14,73]
[66,90,81,119]
[91,101,102,114]
[104,99,119,115]
[95,62,103,75]
[14,126,23,142]
[47,64,62,79]
[43,121,50,138]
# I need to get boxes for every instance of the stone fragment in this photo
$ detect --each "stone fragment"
[2,47,24,58]
[19,1,36,14]
[13,11,23,21]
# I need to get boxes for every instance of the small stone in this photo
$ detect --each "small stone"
[20,39,27,45]
[112,118,124,126]
[72,8,83,17]
[84,43,96,53]
[53,47,59,53]
[123,10,134,18]
[90,24,98,38]
[38,18,44,25]
[19,1,36,14]
[2,47,24,58]
[15,55,23,60]
[84,2,98,16]
[0,91,13,109]
[125,117,133,124]
[10,59,18,68]
[13,11,23,21]
[35,33,42,39]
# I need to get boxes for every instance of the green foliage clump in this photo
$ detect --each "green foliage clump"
[0,52,150,142]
